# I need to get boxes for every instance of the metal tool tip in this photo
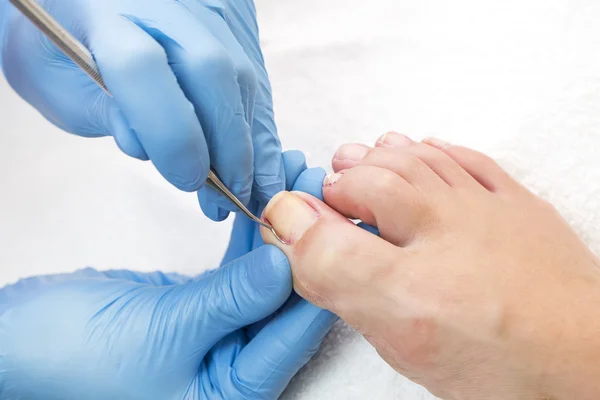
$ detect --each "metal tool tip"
[269,226,287,244]
[259,219,286,244]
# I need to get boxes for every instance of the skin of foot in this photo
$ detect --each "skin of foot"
[260,132,600,400]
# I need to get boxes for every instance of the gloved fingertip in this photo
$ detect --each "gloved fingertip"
[234,246,292,316]
[253,173,285,204]
[205,247,291,335]
[282,149,307,165]
[232,296,337,397]
[113,135,149,161]
[152,135,209,193]
[108,106,149,160]
[217,207,230,221]
[199,204,230,222]
[293,167,328,200]
[166,166,208,193]
[200,175,256,218]
[282,150,307,191]
[247,246,291,297]
[198,189,231,222]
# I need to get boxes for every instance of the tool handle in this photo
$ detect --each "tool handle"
[8,0,110,95]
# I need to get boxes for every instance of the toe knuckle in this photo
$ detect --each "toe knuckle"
[368,168,404,193]
[453,146,496,168]
[363,147,387,162]
[474,152,497,168]
[400,154,425,175]
[373,177,404,201]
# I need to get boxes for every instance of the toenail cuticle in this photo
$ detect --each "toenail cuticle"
[377,132,412,148]
[377,133,389,145]
[323,173,343,186]
[376,132,395,147]
[334,144,369,161]
[424,137,452,149]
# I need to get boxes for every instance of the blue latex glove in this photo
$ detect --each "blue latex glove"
[0,0,283,220]
[0,247,325,399]
[222,149,339,349]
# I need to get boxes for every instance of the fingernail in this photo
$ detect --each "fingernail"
[262,192,319,244]
[333,144,369,161]
[424,137,452,149]
[377,132,413,148]
[323,173,343,187]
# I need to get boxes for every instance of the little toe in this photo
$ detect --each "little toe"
[374,132,480,190]
[359,145,449,195]
[424,138,519,192]
[332,143,371,172]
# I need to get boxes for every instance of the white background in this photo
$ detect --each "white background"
[2,0,600,398]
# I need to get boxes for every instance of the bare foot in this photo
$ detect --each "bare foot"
[261,133,600,400]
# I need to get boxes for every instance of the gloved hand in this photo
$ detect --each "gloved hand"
[222,149,339,351]
[0,0,283,220]
[0,247,325,399]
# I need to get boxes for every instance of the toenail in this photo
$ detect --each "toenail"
[323,172,343,186]
[424,137,452,150]
[262,192,319,244]
[377,132,413,148]
[333,144,369,161]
